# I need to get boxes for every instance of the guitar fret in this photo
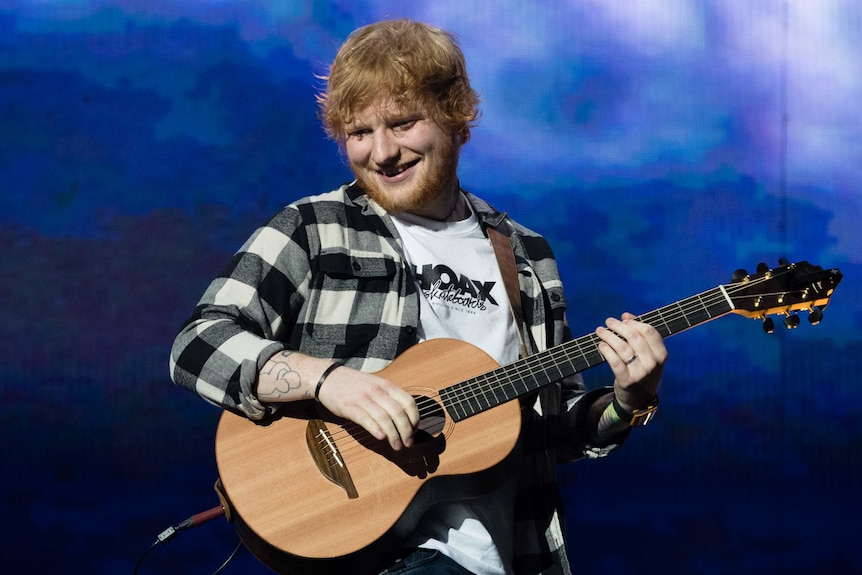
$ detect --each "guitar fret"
[440,283,765,422]
[652,307,672,338]
[676,301,692,328]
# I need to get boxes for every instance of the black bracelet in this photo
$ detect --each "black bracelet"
[611,395,634,423]
[314,361,344,401]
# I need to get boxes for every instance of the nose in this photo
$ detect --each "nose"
[371,130,400,165]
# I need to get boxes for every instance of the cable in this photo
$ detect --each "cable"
[177,505,226,530]
[212,539,243,575]
[133,505,232,575]
[133,540,160,575]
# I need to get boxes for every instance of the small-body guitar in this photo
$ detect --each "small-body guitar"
[214,260,842,574]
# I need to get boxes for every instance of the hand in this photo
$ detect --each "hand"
[317,365,420,451]
[595,313,667,412]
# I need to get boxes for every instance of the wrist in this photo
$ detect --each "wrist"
[590,393,629,444]
[314,361,344,401]
[611,394,659,427]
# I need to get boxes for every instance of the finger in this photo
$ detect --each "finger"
[318,383,399,448]
[616,316,667,367]
[387,385,421,428]
[352,402,403,450]
[363,382,418,448]
[607,317,655,361]
[595,327,636,384]
[380,392,419,449]
[360,388,420,451]
[343,405,388,444]
[596,319,636,364]
[391,390,421,443]
[596,318,660,389]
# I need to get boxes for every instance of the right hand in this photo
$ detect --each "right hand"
[317,365,420,451]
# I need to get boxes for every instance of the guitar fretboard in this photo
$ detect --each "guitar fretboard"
[439,285,733,422]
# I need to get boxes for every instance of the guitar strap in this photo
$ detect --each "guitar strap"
[487,220,527,357]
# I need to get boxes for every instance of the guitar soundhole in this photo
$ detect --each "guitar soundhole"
[412,392,448,444]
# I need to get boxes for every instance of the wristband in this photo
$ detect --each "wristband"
[314,361,344,401]
[612,394,659,427]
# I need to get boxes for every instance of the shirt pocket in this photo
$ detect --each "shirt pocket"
[301,249,399,351]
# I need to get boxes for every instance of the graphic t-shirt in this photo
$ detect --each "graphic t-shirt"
[390,199,520,575]
[391,205,520,366]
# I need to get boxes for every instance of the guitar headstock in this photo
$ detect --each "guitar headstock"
[726,259,843,332]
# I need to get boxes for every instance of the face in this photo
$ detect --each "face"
[344,101,461,219]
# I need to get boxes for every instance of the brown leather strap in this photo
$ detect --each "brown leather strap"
[487,221,525,341]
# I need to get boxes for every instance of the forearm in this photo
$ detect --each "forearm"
[259,350,420,452]
[588,392,631,445]
[257,350,341,403]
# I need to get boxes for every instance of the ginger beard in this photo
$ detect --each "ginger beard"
[349,128,461,218]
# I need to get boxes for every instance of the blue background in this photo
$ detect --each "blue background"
[2,1,860,573]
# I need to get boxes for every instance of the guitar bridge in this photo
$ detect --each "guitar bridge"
[305,416,358,499]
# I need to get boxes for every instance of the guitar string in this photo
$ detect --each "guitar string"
[319,268,817,456]
[439,270,803,416]
[320,270,805,453]
[318,326,656,459]
[316,393,453,459]
[324,273,799,455]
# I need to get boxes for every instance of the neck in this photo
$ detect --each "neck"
[429,187,462,222]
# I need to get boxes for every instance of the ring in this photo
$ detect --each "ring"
[625,354,638,365]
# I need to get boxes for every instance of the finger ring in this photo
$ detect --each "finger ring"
[625,354,638,365]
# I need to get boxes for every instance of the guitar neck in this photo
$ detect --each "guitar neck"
[441,285,733,421]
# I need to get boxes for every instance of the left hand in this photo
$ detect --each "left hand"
[595,312,667,412]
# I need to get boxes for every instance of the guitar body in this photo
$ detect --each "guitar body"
[215,338,522,575]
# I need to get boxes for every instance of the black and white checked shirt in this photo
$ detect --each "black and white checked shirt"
[170,182,622,574]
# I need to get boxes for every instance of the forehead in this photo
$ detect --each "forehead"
[348,98,425,126]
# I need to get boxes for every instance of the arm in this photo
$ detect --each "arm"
[555,313,666,460]
[502,217,666,453]
[256,350,419,451]
[169,212,310,420]
[595,312,665,413]
[588,312,666,443]
[170,205,419,450]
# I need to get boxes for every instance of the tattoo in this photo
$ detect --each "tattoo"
[261,351,305,399]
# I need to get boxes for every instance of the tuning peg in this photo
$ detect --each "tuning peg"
[808,307,823,325]
[762,317,775,334]
[756,262,770,273]
[778,257,790,266]
[784,314,801,329]
[732,269,748,282]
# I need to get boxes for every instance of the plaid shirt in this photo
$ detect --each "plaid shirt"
[170,182,620,574]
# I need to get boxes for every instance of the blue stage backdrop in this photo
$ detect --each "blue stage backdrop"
[2,1,860,574]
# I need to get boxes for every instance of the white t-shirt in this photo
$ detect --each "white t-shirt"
[391,203,520,367]
[391,199,519,575]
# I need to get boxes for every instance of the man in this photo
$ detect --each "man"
[171,18,666,575]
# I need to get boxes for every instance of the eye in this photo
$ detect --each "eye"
[347,127,371,140]
[392,119,418,132]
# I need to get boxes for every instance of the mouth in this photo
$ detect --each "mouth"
[378,159,419,182]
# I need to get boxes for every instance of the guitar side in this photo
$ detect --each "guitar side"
[215,338,523,574]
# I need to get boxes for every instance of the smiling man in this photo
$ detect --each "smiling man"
[171,19,666,575]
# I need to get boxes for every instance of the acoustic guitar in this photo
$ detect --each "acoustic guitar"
[214,259,842,574]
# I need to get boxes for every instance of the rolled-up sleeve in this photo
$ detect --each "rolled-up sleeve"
[169,208,311,420]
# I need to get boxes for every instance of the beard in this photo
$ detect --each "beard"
[351,135,460,216]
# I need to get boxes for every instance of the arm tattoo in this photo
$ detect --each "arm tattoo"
[260,351,307,399]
